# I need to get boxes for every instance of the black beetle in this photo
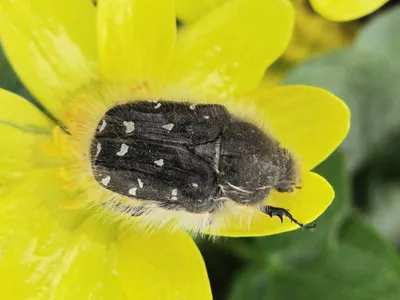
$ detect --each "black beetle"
[90,100,314,229]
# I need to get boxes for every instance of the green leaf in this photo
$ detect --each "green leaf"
[0,47,21,91]
[367,183,400,248]
[283,6,400,170]
[229,218,400,300]
[228,267,270,300]
[252,151,351,266]
[0,45,33,99]
[355,6,400,58]
[340,218,400,274]
[269,218,400,300]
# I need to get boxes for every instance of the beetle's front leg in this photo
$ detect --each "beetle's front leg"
[260,205,316,230]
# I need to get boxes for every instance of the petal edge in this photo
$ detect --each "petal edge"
[215,171,334,237]
[243,85,350,171]
[115,228,212,300]
[310,0,389,21]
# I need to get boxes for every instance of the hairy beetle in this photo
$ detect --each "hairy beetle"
[90,100,314,229]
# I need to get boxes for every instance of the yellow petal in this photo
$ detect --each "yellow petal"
[0,89,51,129]
[98,0,176,86]
[0,89,52,184]
[115,227,212,300]
[44,218,125,299]
[0,173,90,294]
[243,85,350,171]
[168,0,294,98]
[176,0,216,24]
[216,172,334,237]
[0,170,128,298]
[175,0,233,23]
[310,0,388,21]
[0,0,98,122]
[0,172,211,299]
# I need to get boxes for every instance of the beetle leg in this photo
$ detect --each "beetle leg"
[260,205,316,230]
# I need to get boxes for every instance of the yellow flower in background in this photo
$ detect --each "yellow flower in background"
[262,0,359,87]
[310,0,389,21]
[177,0,389,22]
[283,0,358,63]
[0,0,349,299]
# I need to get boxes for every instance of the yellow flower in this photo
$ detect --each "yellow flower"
[284,0,358,63]
[262,0,358,87]
[309,0,389,21]
[0,0,349,299]
[177,0,389,22]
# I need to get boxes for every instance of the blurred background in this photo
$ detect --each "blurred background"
[1,0,400,299]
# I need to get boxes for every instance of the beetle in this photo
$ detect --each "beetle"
[90,100,314,229]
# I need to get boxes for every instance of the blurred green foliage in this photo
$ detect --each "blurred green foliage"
[285,7,400,172]
[284,5,400,242]
[1,3,400,300]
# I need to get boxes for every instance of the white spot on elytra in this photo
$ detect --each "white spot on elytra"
[154,103,161,109]
[129,188,137,196]
[138,178,144,188]
[95,142,102,157]
[116,144,129,156]
[190,104,196,110]
[154,159,164,167]
[171,196,178,201]
[99,120,106,132]
[162,123,174,131]
[203,115,210,119]
[101,176,111,186]
[192,183,198,188]
[123,121,135,133]
[172,189,178,196]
